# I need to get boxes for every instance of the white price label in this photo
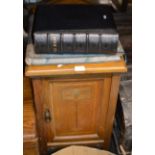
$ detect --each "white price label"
[74,66,86,72]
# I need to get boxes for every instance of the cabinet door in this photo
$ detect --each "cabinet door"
[43,78,112,147]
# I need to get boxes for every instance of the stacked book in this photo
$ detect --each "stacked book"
[26,4,125,65]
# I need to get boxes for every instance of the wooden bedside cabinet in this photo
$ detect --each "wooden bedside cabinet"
[25,59,127,155]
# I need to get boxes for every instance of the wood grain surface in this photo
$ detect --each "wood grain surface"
[103,75,121,148]
[23,77,39,155]
[23,77,32,101]
[23,100,36,140]
[23,100,39,155]
[25,59,127,77]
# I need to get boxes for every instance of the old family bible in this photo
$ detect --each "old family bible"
[33,5,119,54]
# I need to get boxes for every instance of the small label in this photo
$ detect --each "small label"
[74,66,86,71]
[57,64,63,68]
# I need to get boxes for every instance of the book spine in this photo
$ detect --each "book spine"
[34,32,119,54]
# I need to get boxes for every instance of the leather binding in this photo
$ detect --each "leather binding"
[34,33,47,53]
[74,33,87,53]
[48,33,61,53]
[33,5,119,54]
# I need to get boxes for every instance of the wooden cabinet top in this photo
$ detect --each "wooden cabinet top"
[25,58,127,77]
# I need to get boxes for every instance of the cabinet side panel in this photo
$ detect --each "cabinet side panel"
[32,79,47,155]
[97,77,112,140]
[103,75,121,149]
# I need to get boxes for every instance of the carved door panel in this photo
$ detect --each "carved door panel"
[43,78,112,146]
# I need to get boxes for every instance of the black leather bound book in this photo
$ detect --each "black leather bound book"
[33,5,119,54]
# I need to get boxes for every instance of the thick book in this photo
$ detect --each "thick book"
[33,5,119,54]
